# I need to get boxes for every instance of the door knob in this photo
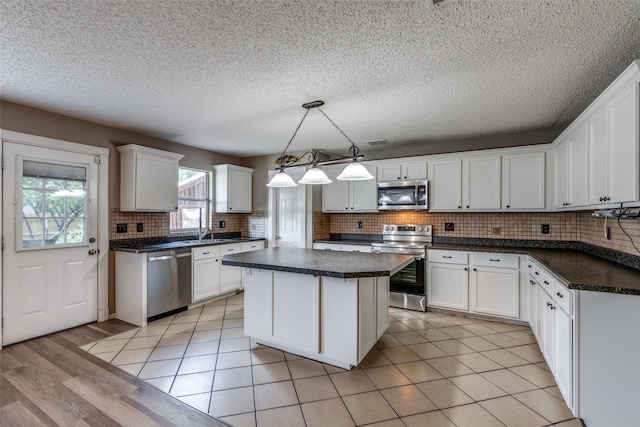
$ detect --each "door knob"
[88,249,97,255]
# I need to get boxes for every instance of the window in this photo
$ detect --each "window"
[170,167,211,231]
[21,160,87,248]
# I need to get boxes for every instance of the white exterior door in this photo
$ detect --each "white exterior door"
[2,142,99,345]
[268,167,307,248]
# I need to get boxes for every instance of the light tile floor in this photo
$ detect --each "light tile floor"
[82,293,582,427]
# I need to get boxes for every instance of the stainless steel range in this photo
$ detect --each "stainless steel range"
[371,224,432,312]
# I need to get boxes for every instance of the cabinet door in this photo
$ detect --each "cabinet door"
[350,165,378,212]
[192,257,220,302]
[322,167,350,212]
[554,307,573,409]
[471,266,519,318]
[503,152,545,210]
[607,83,639,204]
[219,244,243,293]
[568,124,589,208]
[554,141,569,209]
[427,263,468,310]
[588,106,608,204]
[403,162,428,180]
[429,159,462,210]
[228,168,253,212]
[378,163,402,181]
[540,290,555,371]
[136,153,179,211]
[464,156,501,210]
[528,277,539,341]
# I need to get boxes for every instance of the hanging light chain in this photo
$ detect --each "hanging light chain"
[277,107,311,167]
[317,107,359,156]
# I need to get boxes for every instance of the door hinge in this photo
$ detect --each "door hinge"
[1,156,4,169]
[1,237,4,250]
[94,156,100,164]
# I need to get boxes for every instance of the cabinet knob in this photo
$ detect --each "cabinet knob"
[599,197,604,202]
[506,205,510,208]
[457,206,461,209]
[547,302,552,307]
[404,176,407,179]
[544,280,549,285]
[464,267,468,271]
[397,177,401,180]
[473,268,477,271]
[466,205,469,209]
[556,292,564,298]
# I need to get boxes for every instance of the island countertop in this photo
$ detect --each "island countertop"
[221,247,415,279]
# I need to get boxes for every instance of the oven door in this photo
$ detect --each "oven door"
[389,257,425,296]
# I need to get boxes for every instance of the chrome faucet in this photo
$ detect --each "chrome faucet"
[198,209,209,242]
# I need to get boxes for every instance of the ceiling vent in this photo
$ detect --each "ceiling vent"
[366,139,392,146]
[425,0,457,8]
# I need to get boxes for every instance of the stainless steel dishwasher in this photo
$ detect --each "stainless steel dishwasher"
[147,247,191,319]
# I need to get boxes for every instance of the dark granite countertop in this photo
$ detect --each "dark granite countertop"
[221,247,415,279]
[111,237,265,254]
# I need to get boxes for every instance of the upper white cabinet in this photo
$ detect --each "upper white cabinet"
[588,83,639,205]
[428,159,462,210]
[551,60,640,209]
[322,164,377,212]
[377,160,427,181]
[214,164,253,213]
[502,151,546,210]
[555,124,588,209]
[117,144,184,212]
[463,156,501,210]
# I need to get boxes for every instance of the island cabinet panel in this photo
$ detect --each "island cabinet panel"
[243,269,273,339]
[272,271,320,353]
[321,277,359,365]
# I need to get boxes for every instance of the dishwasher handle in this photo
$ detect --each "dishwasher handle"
[148,254,176,262]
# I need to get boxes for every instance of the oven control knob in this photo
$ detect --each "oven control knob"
[418,226,423,231]
[388,226,395,231]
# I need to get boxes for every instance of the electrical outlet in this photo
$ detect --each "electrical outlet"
[541,224,550,234]
[116,223,127,233]
[492,227,501,234]
[358,221,363,229]
[219,221,226,228]
[445,223,454,231]
[154,219,161,227]
[136,223,144,232]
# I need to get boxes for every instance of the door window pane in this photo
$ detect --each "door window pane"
[21,160,87,248]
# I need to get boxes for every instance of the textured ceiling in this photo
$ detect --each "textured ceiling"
[1,1,639,157]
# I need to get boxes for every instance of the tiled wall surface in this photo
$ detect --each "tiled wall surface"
[327,211,579,241]
[579,211,640,256]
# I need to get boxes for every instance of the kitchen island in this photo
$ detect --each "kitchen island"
[222,247,414,369]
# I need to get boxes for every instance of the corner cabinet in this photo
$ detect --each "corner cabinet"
[117,144,184,212]
[213,164,253,213]
[322,164,377,212]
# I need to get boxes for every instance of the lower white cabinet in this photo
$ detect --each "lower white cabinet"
[192,246,220,302]
[427,250,520,319]
[192,240,265,303]
[554,305,573,408]
[427,263,469,310]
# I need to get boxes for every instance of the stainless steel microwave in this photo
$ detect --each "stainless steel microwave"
[377,180,429,210]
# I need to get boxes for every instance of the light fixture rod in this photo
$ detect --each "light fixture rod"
[277,107,311,168]
[317,106,357,148]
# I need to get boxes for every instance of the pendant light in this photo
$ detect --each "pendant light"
[266,100,373,187]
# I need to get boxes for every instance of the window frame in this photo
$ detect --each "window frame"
[170,167,212,233]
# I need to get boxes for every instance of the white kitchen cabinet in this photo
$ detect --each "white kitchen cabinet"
[219,243,243,293]
[117,144,184,212]
[588,83,639,205]
[470,253,519,318]
[463,156,501,210]
[428,159,462,210]
[554,304,573,409]
[554,124,590,210]
[540,290,556,371]
[377,160,427,181]
[241,240,265,252]
[502,151,545,210]
[427,263,469,311]
[322,165,377,212]
[213,164,253,213]
[192,246,220,302]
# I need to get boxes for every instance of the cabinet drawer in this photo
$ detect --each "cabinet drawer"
[242,241,265,252]
[540,270,554,292]
[219,243,243,255]
[314,243,341,250]
[553,280,574,316]
[472,253,519,269]
[193,245,220,260]
[428,250,468,265]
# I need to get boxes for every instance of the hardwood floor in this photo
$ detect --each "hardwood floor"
[0,320,227,427]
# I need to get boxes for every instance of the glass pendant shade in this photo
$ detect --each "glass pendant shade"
[298,166,332,185]
[336,161,374,181]
[266,170,297,187]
